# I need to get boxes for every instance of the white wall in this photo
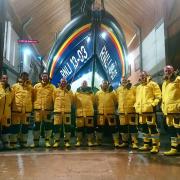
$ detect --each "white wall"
[3,21,20,72]
[127,20,166,84]
[142,20,166,74]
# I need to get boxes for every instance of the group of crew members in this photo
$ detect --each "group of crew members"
[0,65,179,156]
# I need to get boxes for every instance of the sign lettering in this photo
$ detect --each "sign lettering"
[99,45,117,80]
[60,45,89,78]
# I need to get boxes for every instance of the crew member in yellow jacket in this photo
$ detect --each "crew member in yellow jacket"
[11,72,33,148]
[74,80,95,147]
[116,77,138,149]
[33,72,55,148]
[0,74,12,149]
[95,80,120,147]
[135,71,161,153]
[162,65,180,155]
[53,78,73,148]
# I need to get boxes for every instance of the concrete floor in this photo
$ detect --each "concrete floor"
[0,148,179,180]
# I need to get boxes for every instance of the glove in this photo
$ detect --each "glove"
[151,99,159,107]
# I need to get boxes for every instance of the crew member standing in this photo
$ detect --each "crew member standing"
[53,78,73,148]
[95,80,120,147]
[135,71,161,153]
[162,65,180,155]
[11,72,33,148]
[33,72,55,147]
[74,80,95,147]
[0,74,12,149]
[116,77,138,149]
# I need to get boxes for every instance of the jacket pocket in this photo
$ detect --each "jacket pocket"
[167,103,179,113]
[142,103,153,112]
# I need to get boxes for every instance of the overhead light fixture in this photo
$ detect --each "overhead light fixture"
[23,48,32,56]
[101,31,107,39]
[86,36,91,43]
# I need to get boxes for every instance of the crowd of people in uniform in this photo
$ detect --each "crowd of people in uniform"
[0,65,179,156]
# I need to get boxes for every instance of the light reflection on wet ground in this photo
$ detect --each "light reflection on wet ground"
[0,148,179,180]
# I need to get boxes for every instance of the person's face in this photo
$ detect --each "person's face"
[21,74,28,82]
[82,81,88,88]
[18,78,23,84]
[1,75,8,84]
[140,72,147,83]
[41,74,49,83]
[60,78,67,87]
[121,77,128,86]
[101,81,109,91]
[164,66,174,77]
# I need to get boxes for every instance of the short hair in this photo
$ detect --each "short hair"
[20,72,29,77]
[41,72,49,77]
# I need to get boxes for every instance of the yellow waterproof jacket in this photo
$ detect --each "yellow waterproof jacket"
[33,82,55,111]
[116,86,136,113]
[12,81,33,113]
[95,90,117,115]
[135,80,161,114]
[0,83,12,120]
[162,76,180,115]
[53,87,74,113]
[74,91,94,117]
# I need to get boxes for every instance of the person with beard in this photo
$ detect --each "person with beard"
[53,78,73,148]
[74,80,95,147]
[33,72,55,148]
[95,80,120,147]
[11,72,33,148]
[116,77,138,149]
[0,74,12,149]
[135,71,161,153]
[162,65,180,155]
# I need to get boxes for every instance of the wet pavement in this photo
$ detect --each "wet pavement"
[0,147,179,180]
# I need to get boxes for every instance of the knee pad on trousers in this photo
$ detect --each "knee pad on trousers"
[96,126,104,133]
[120,125,128,133]
[148,125,158,134]
[176,128,180,135]
[11,124,21,134]
[109,125,118,134]
[64,124,71,133]
[1,126,10,134]
[86,127,94,134]
[130,116,136,122]
[21,124,29,134]
[174,118,179,127]
[129,125,138,133]
[139,124,149,134]
[44,122,53,131]
[34,122,41,131]
[76,127,84,133]
[168,126,177,137]
[53,125,61,133]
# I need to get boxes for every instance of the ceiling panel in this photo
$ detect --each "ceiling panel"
[8,0,175,56]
